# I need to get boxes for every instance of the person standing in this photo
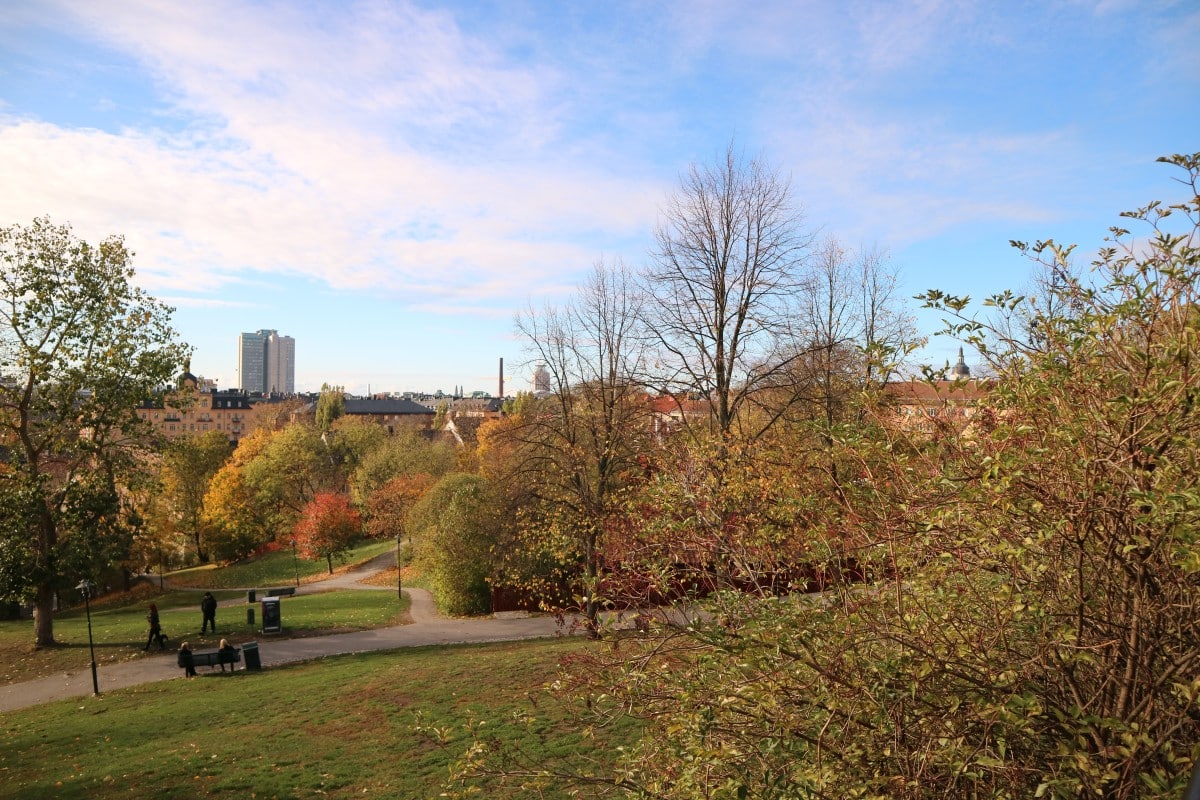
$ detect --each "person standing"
[200,592,218,634]
[144,603,166,651]
[177,642,196,678]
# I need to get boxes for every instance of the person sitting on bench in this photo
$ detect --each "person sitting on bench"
[217,639,238,672]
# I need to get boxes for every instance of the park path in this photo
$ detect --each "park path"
[0,556,570,713]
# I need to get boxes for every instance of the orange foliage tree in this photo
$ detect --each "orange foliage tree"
[365,473,434,541]
[292,492,362,574]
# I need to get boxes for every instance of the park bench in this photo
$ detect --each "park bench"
[181,647,241,672]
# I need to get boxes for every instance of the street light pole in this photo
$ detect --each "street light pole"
[291,537,299,587]
[75,579,100,696]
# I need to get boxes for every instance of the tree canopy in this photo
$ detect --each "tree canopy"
[0,217,188,646]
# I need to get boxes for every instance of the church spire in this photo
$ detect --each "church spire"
[951,347,971,378]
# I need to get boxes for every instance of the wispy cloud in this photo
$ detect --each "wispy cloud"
[1,0,1192,393]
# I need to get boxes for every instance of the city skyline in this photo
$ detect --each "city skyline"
[1,2,1196,395]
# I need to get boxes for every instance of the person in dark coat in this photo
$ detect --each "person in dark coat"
[200,592,218,634]
[217,638,238,673]
[144,603,167,650]
[178,641,196,678]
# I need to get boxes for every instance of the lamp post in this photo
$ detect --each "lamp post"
[290,537,299,587]
[75,579,100,696]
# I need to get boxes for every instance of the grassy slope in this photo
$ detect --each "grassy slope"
[0,638,632,800]
[166,540,398,590]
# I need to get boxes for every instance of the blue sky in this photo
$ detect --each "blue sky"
[1,1,1196,395]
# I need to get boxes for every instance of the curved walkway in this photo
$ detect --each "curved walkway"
[0,558,571,713]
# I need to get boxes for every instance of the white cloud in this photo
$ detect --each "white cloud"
[0,0,665,313]
[3,0,1189,346]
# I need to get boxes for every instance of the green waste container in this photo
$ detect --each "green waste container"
[242,641,261,671]
[261,597,281,633]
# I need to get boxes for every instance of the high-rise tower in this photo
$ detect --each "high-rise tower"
[237,329,296,394]
[266,331,295,394]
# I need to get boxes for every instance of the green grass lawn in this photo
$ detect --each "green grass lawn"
[167,539,398,590]
[1,586,408,685]
[1,540,409,685]
[0,638,634,799]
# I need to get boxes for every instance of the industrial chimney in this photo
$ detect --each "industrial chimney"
[498,357,504,399]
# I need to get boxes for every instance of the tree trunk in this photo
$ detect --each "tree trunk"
[193,529,209,563]
[33,582,56,647]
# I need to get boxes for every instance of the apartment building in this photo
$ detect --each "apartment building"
[136,371,257,444]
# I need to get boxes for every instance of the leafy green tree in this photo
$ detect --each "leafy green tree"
[351,428,457,506]
[160,430,231,563]
[408,473,494,616]
[242,422,340,531]
[326,414,387,475]
[0,217,187,646]
[315,383,345,431]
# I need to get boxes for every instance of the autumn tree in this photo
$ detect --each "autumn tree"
[198,427,278,562]
[293,492,361,575]
[201,466,270,562]
[159,430,230,563]
[448,155,1200,799]
[242,422,341,531]
[795,237,917,421]
[504,259,653,630]
[786,237,919,492]
[0,217,187,646]
[365,473,434,540]
[252,395,305,432]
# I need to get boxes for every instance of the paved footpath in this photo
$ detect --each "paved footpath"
[0,558,573,713]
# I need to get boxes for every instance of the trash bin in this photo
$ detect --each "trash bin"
[261,596,281,634]
[247,589,256,603]
[246,607,255,626]
[242,641,261,671]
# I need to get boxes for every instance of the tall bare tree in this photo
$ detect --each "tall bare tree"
[506,259,652,631]
[794,237,918,426]
[640,142,815,441]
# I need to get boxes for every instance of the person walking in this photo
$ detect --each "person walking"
[200,592,218,634]
[144,603,167,651]
[177,642,196,678]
